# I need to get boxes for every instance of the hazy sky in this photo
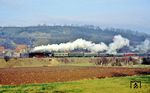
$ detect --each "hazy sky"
[0,0,150,33]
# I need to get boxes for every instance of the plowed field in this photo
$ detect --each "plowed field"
[0,66,150,85]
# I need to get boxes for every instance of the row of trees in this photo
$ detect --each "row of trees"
[1,25,149,48]
[56,57,140,66]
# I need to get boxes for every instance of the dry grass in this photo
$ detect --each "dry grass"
[0,57,146,68]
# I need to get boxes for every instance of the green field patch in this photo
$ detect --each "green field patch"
[0,75,150,93]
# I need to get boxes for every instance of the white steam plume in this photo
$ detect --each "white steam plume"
[32,39,108,52]
[107,35,130,54]
[135,39,150,53]
[32,35,130,53]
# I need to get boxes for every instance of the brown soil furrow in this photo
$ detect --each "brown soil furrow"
[0,66,150,85]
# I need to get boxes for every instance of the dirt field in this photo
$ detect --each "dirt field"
[0,66,150,85]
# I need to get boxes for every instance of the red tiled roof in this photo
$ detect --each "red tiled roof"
[15,45,27,52]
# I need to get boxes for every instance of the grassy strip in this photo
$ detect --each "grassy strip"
[0,75,150,93]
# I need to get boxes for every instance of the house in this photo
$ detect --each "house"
[15,44,28,53]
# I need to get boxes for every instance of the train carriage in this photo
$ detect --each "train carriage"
[84,53,98,57]
[68,52,84,57]
[53,52,68,57]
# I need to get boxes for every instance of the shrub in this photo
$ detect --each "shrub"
[4,56,11,62]
[95,57,109,66]
[142,57,150,65]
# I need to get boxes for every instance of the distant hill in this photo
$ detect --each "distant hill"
[0,25,150,49]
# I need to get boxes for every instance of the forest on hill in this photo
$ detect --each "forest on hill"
[0,25,149,49]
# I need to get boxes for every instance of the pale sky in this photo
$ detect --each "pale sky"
[0,0,150,33]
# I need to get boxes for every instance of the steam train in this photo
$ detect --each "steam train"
[28,51,150,58]
[22,51,150,65]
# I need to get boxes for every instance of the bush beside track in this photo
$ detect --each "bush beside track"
[0,57,143,68]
